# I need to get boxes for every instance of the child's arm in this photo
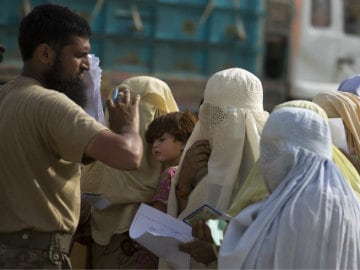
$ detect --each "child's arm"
[150,167,176,212]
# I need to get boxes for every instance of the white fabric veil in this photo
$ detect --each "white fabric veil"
[218,106,360,269]
[167,68,269,220]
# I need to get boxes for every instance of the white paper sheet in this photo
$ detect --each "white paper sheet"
[328,118,350,154]
[129,203,193,269]
[81,192,111,210]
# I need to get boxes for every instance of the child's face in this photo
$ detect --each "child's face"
[152,132,184,166]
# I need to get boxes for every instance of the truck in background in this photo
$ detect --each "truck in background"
[0,0,266,110]
[1,0,360,110]
[265,0,360,101]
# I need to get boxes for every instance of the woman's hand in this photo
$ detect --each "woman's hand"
[178,239,217,266]
[177,140,211,191]
[178,219,217,266]
[192,219,213,242]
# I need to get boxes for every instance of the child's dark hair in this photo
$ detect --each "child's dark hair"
[146,111,198,144]
[18,3,91,61]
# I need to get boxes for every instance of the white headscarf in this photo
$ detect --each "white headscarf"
[218,107,360,269]
[167,68,269,220]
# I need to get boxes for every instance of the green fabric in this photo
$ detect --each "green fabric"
[226,161,268,217]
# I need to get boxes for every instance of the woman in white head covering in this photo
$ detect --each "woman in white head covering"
[218,105,360,269]
[80,76,178,269]
[162,67,268,269]
[168,67,269,219]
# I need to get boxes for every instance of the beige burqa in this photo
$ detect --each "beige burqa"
[163,68,268,269]
[168,68,269,221]
[313,91,360,157]
[81,76,178,245]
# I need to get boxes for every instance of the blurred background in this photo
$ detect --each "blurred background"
[1,0,360,112]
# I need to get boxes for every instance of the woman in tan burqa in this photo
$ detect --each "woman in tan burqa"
[80,76,178,269]
[313,90,360,173]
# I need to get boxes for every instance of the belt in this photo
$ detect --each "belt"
[0,230,72,255]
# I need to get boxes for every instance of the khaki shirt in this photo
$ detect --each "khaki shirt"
[0,76,107,234]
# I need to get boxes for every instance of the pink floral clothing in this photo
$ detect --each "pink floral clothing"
[152,166,178,204]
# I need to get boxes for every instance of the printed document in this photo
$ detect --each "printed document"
[129,203,193,269]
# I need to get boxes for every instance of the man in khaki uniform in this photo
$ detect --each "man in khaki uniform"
[0,3,143,269]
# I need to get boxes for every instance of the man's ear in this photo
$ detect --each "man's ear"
[36,43,55,65]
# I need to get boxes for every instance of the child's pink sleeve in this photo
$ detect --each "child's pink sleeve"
[152,166,177,203]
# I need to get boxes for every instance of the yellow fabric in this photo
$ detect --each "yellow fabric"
[226,161,267,216]
[119,76,178,113]
[313,91,360,157]
[332,146,360,199]
[81,76,178,245]
[275,99,328,119]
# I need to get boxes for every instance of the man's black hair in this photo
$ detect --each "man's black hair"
[18,3,91,61]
